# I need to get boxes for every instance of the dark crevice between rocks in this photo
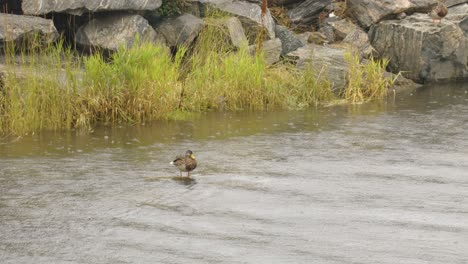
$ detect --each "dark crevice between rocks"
[0,0,22,14]
[44,13,92,51]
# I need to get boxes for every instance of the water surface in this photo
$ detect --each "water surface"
[1,83,468,263]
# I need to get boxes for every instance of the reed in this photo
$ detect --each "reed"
[0,28,394,136]
[80,41,183,125]
[344,53,392,104]
[0,39,80,135]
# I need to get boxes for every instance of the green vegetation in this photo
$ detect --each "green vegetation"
[344,53,392,104]
[159,0,189,17]
[0,25,394,136]
[1,40,80,135]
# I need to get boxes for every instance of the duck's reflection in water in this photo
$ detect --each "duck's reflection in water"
[171,176,197,187]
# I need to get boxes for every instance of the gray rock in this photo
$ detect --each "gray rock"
[249,38,282,65]
[288,0,331,26]
[286,44,349,92]
[346,0,437,29]
[155,13,204,48]
[318,24,336,43]
[449,3,468,15]
[76,14,160,51]
[244,0,302,5]
[385,71,422,93]
[22,0,162,15]
[447,0,468,7]
[220,1,276,41]
[212,17,248,48]
[369,13,467,83]
[188,0,275,42]
[275,25,304,55]
[0,14,58,49]
[270,0,303,5]
[328,19,359,41]
[342,28,375,59]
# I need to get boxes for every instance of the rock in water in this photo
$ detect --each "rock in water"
[369,13,467,83]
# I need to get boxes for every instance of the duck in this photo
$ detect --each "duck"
[428,0,448,23]
[307,32,329,45]
[170,150,197,177]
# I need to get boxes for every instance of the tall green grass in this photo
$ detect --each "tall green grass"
[0,26,394,136]
[0,40,80,135]
[344,53,393,104]
[81,43,183,125]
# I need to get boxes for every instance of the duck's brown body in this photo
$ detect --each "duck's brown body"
[171,150,197,177]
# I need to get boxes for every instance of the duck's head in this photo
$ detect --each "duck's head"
[185,150,196,159]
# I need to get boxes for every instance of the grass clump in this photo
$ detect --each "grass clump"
[182,23,273,111]
[81,42,184,125]
[0,24,394,136]
[0,40,80,135]
[344,53,393,104]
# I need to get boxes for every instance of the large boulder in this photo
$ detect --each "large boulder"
[275,24,304,55]
[369,13,467,83]
[342,28,374,59]
[0,14,58,49]
[261,38,282,65]
[249,38,282,65]
[327,19,360,41]
[288,0,331,26]
[75,14,161,51]
[188,0,276,42]
[286,44,349,92]
[346,0,437,29]
[22,0,162,15]
[155,13,204,48]
[211,17,248,48]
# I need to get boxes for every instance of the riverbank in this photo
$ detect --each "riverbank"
[1,0,466,135]
[0,28,392,136]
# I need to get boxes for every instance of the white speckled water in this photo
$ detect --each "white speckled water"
[1,83,467,264]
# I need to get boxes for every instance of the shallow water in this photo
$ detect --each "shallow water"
[1,83,468,264]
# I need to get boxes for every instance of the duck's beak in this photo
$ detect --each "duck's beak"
[190,154,196,159]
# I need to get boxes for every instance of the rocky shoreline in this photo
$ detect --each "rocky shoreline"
[0,0,467,88]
